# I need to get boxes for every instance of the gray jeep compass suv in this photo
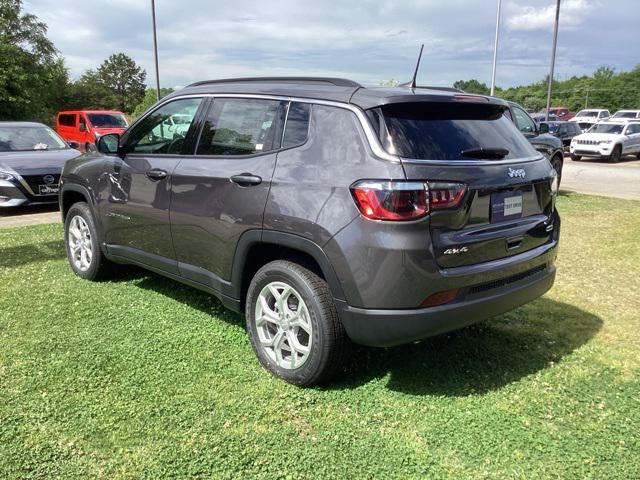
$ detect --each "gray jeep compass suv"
[60,77,560,386]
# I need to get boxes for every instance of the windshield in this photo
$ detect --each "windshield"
[371,102,537,160]
[0,126,67,152]
[576,110,598,117]
[591,124,624,134]
[612,111,638,119]
[87,113,128,128]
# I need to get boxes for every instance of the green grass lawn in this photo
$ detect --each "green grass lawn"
[1,193,639,479]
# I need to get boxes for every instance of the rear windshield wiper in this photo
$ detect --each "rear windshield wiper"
[460,147,509,159]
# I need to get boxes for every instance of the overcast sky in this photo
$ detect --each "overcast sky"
[24,0,640,89]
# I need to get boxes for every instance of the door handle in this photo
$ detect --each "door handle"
[230,173,262,186]
[146,168,168,181]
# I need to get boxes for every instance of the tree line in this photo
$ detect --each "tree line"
[454,65,640,113]
[0,0,167,125]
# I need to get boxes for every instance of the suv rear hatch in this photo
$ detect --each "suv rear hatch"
[367,99,557,269]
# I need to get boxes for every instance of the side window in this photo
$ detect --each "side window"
[513,107,536,133]
[79,114,87,131]
[126,98,202,154]
[196,98,284,156]
[283,102,311,148]
[59,114,76,127]
[627,124,639,135]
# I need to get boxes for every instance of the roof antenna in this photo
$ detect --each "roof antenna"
[400,44,424,89]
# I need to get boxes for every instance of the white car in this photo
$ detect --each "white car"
[570,109,610,132]
[609,110,640,123]
[570,121,640,162]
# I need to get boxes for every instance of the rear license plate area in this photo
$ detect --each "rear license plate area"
[491,191,523,223]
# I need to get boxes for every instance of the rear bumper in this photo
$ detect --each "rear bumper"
[337,255,556,348]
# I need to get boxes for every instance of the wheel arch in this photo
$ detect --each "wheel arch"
[60,184,93,221]
[230,230,346,310]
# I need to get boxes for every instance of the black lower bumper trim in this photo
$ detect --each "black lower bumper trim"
[337,267,556,347]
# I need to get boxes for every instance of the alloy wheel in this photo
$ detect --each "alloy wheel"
[68,215,93,272]
[254,281,313,370]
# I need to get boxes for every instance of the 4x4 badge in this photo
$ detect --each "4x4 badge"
[508,167,526,179]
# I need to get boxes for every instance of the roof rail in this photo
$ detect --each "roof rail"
[186,77,362,88]
[401,85,464,93]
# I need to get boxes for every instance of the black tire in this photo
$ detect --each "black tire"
[64,202,115,280]
[84,142,92,153]
[571,154,581,161]
[550,153,563,186]
[609,145,621,163]
[245,260,349,386]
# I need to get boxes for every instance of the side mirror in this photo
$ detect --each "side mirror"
[67,141,80,150]
[79,123,87,133]
[539,123,549,134]
[97,133,121,155]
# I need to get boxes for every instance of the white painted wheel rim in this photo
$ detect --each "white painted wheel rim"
[254,281,313,370]
[68,215,93,272]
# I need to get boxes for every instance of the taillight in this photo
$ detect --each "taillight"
[428,182,467,209]
[350,180,466,221]
[350,181,428,221]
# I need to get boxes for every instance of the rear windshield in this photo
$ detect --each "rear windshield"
[370,102,537,160]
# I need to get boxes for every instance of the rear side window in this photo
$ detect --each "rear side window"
[197,98,285,156]
[373,102,537,161]
[283,102,311,148]
[58,114,76,127]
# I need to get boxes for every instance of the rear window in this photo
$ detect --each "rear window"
[371,102,537,160]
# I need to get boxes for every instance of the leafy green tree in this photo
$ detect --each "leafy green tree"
[132,87,174,119]
[94,53,147,114]
[0,0,69,123]
[453,79,491,95]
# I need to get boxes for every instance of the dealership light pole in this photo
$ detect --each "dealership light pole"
[490,0,502,96]
[151,0,161,102]
[545,0,561,121]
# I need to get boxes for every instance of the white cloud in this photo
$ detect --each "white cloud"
[21,0,640,89]
[505,0,599,31]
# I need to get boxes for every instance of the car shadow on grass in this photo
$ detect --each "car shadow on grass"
[115,268,244,328]
[108,270,602,396]
[0,240,66,268]
[328,297,602,396]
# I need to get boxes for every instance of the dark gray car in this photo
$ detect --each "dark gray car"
[60,78,560,386]
[0,122,80,208]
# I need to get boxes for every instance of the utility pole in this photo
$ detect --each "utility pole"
[545,0,561,121]
[151,0,161,102]
[490,0,502,96]
[585,87,589,109]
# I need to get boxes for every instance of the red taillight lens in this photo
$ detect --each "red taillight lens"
[350,181,466,221]
[428,182,467,209]
[351,181,429,221]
